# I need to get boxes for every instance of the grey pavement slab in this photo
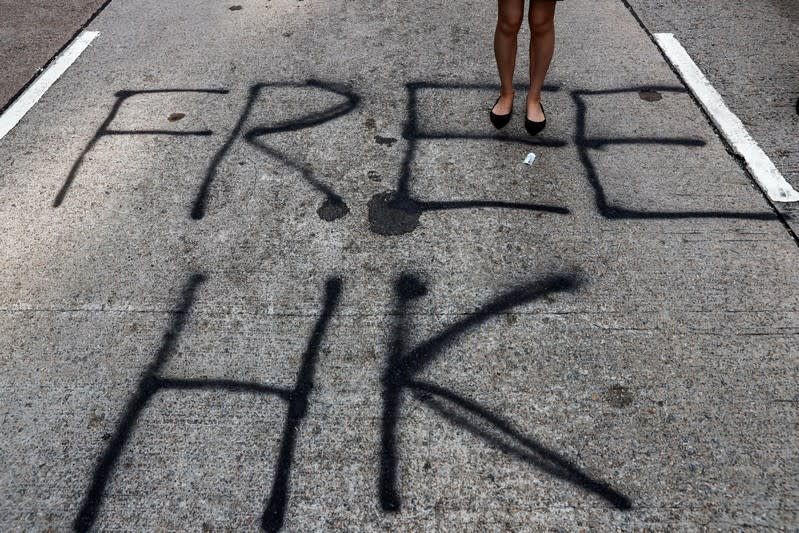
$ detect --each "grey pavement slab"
[0,0,797,530]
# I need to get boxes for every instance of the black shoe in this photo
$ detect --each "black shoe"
[489,96,512,129]
[525,101,546,136]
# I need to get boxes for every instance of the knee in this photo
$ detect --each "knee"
[497,12,523,35]
[529,15,554,36]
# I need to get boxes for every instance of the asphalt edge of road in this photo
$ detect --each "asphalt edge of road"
[619,0,799,248]
[0,0,116,116]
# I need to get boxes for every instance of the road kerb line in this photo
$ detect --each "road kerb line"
[653,32,799,203]
[0,30,100,141]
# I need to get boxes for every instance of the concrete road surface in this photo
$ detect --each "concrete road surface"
[1,0,797,530]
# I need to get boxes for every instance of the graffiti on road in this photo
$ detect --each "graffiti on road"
[68,78,777,530]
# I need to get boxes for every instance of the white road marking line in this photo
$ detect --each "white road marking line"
[654,32,799,203]
[0,30,100,141]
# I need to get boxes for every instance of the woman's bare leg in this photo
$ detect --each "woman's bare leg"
[527,0,557,121]
[493,0,525,115]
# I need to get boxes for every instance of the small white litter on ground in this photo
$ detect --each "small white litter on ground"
[523,152,536,165]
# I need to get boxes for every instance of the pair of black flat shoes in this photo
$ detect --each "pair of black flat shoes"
[489,97,546,135]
